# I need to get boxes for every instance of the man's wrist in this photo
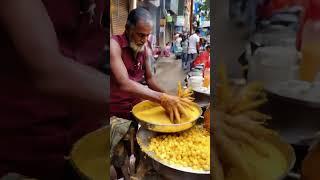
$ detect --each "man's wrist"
[156,92,165,103]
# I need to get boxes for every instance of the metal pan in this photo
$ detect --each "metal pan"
[192,87,210,96]
[214,107,296,180]
[266,89,320,108]
[193,89,210,109]
[137,126,295,180]
[136,127,210,176]
[132,101,203,133]
[267,133,296,180]
[261,90,320,145]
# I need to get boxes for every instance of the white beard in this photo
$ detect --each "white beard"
[130,41,145,56]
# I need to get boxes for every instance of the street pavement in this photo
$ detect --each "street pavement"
[154,55,187,95]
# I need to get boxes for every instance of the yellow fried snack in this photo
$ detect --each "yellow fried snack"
[177,81,194,98]
[213,64,292,180]
[177,81,183,97]
[214,112,289,180]
[147,126,210,171]
[224,139,287,180]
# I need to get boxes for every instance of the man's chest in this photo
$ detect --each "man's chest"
[121,48,146,80]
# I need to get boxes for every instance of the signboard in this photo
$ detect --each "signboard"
[160,19,166,26]
[165,0,178,15]
[175,16,185,26]
[149,0,160,7]
[200,21,210,28]
[166,15,173,23]
[170,0,178,14]
[175,26,183,33]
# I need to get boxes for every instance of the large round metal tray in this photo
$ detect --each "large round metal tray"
[132,100,203,133]
[262,90,320,145]
[192,87,210,96]
[268,133,296,180]
[215,109,296,179]
[266,89,320,108]
[137,126,295,179]
[136,127,210,175]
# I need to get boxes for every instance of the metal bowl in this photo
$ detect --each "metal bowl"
[136,127,210,180]
[69,126,109,180]
[267,133,296,180]
[261,90,320,145]
[193,89,210,108]
[192,87,210,96]
[132,101,203,133]
[215,108,296,180]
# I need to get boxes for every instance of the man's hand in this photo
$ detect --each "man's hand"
[160,93,195,124]
[160,93,184,124]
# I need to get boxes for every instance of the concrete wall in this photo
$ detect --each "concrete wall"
[213,0,249,78]
[178,0,185,15]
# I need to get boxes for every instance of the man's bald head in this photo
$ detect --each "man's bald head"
[126,7,153,29]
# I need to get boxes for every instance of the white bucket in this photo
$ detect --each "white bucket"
[247,46,299,86]
[188,76,204,89]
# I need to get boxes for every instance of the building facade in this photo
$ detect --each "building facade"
[110,0,191,48]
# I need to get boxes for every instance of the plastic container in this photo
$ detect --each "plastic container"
[188,76,204,89]
[300,0,320,82]
[247,46,299,86]
[203,68,210,88]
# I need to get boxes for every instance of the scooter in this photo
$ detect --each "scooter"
[174,46,183,60]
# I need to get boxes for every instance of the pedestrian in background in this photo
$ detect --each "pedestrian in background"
[181,34,189,71]
[187,29,201,71]
[164,42,171,57]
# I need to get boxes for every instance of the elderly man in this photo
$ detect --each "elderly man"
[110,7,191,122]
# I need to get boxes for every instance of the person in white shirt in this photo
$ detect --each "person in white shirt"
[187,29,200,71]
[173,34,182,54]
[175,34,182,48]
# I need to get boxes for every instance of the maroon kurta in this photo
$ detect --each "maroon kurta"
[110,33,148,119]
[0,0,105,179]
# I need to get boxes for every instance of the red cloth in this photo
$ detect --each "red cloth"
[192,51,210,69]
[110,33,148,119]
[296,0,320,50]
[0,0,106,179]
[258,0,303,19]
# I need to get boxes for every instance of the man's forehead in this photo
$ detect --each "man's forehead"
[136,19,153,27]
[134,20,153,33]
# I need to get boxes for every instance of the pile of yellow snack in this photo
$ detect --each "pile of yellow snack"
[147,125,210,171]
[213,64,290,180]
